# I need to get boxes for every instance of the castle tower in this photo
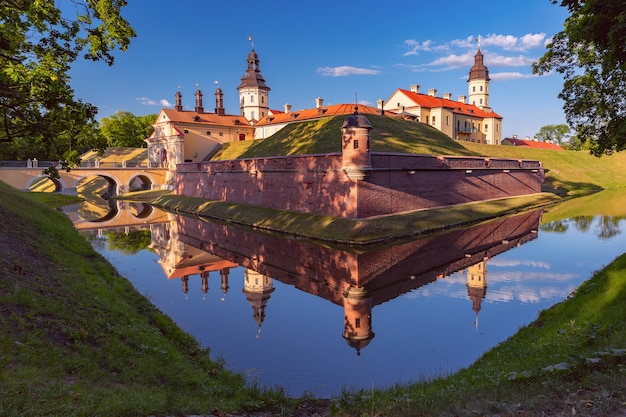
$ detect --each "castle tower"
[237,39,270,123]
[242,269,275,338]
[342,286,375,356]
[215,86,225,116]
[468,47,491,112]
[194,88,204,113]
[341,107,372,181]
[174,90,183,111]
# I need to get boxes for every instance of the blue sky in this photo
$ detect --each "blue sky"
[68,1,570,139]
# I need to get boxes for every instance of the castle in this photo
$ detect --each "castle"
[145,43,503,174]
[149,43,540,219]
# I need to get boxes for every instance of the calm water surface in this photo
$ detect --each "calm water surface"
[69,193,626,397]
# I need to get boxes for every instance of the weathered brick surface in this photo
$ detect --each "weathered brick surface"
[175,152,543,219]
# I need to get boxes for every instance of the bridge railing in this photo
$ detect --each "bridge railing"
[78,160,165,169]
[0,160,58,168]
[0,160,166,169]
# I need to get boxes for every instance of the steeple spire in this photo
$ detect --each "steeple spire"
[238,38,270,122]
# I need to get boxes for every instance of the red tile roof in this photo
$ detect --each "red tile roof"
[394,89,503,119]
[256,103,382,126]
[159,108,251,126]
[502,137,564,150]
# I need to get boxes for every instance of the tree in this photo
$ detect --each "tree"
[99,111,156,148]
[533,0,626,156]
[0,0,135,160]
[535,124,570,145]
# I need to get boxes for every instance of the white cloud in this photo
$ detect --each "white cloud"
[402,33,549,74]
[316,66,381,77]
[403,39,435,56]
[136,97,161,106]
[160,99,172,107]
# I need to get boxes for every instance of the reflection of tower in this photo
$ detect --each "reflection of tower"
[466,261,488,327]
[342,287,375,356]
[201,270,209,300]
[242,269,275,338]
[181,275,189,299]
[220,267,230,301]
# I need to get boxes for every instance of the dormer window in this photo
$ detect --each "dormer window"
[193,115,200,121]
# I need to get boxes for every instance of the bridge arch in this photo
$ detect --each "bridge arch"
[25,175,66,193]
[71,173,120,197]
[128,174,154,192]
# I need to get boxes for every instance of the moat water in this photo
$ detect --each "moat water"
[68,190,626,398]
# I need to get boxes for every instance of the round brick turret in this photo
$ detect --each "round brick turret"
[341,107,372,181]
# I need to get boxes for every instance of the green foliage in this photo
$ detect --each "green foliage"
[0,0,136,160]
[105,230,151,254]
[99,111,156,148]
[533,0,626,156]
[536,124,571,144]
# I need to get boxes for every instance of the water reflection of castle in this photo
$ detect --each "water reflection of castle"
[149,209,540,354]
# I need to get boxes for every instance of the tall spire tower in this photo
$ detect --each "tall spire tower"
[237,37,270,123]
[468,37,491,112]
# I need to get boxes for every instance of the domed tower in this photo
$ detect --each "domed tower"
[341,107,373,181]
[237,38,270,123]
[468,47,491,111]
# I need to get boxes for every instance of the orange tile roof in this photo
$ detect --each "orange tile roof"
[256,103,382,126]
[502,137,564,150]
[160,108,252,126]
[394,89,503,119]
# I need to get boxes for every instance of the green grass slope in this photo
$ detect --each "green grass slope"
[213,115,475,160]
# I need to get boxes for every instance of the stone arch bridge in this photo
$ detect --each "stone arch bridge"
[0,162,167,196]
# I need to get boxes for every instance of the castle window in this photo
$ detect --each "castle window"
[480,86,483,92]
[206,131,211,135]
[250,95,255,103]
[484,124,489,132]
[261,96,265,103]
[219,132,224,136]
[446,116,450,126]
[184,129,189,134]
[432,116,436,125]
[355,318,361,328]
[480,99,483,105]
[473,86,476,92]
[354,140,359,149]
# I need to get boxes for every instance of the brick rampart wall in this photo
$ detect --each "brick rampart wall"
[175,152,543,219]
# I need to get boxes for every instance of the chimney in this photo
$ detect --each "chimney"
[410,84,420,94]
[458,95,466,104]
[175,91,183,111]
[215,87,224,116]
[315,97,324,108]
[428,88,437,97]
[284,103,291,113]
[195,89,204,113]
[513,134,518,139]
[377,98,384,115]
[443,92,452,100]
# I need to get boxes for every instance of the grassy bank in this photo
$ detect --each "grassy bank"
[0,181,293,416]
[144,191,560,247]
